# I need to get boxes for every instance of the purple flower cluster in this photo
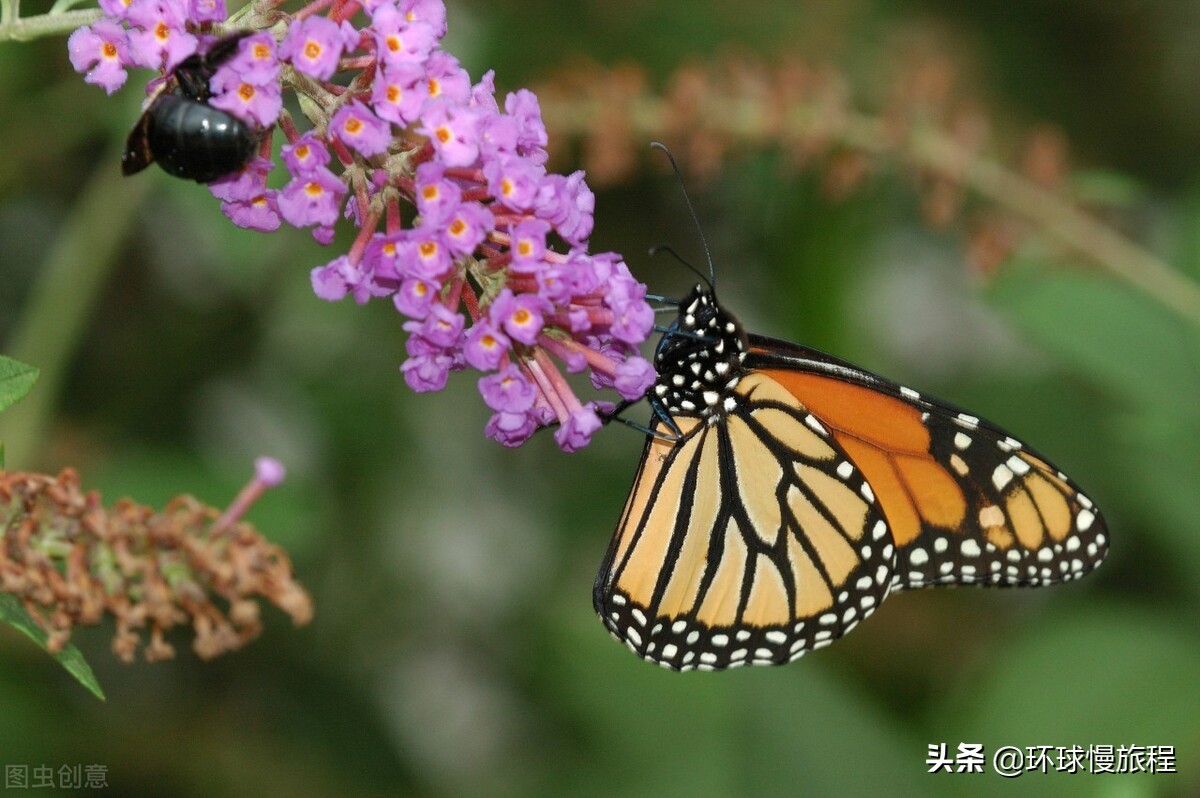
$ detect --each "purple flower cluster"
[68,0,657,451]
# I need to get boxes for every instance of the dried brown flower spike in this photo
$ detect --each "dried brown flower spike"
[0,463,312,663]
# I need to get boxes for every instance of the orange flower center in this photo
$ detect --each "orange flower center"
[303,40,322,61]
[513,309,531,325]
[304,182,324,197]
[344,118,363,135]
[237,83,256,101]
[419,241,438,258]
[449,219,466,236]
[435,126,451,144]
[101,42,118,59]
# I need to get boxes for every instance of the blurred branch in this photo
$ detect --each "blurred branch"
[0,5,101,41]
[2,143,152,468]
[536,57,1200,328]
[903,121,1200,326]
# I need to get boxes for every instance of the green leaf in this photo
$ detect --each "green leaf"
[931,606,1200,796]
[0,593,106,701]
[0,355,38,414]
[1070,169,1145,209]
[538,600,953,797]
[988,263,1200,417]
[1111,412,1200,597]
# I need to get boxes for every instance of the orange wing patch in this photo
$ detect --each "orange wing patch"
[762,369,966,545]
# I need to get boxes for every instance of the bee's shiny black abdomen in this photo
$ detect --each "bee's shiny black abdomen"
[138,94,257,183]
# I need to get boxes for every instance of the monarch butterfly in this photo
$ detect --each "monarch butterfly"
[594,157,1108,672]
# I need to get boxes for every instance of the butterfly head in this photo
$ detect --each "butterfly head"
[651,284,749,419]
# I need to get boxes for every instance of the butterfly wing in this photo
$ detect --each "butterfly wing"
[595,332,1108,671]
[747,333,1109,592]
[594,371,898,671]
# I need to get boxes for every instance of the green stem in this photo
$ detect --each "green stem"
[548,91,1200,328]
[1,143,153,468]
[824,114,1200,327]
[0,6,101,41]
[901,120,1200,326]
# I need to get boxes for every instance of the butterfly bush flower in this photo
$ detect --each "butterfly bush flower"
[68,0,656,451]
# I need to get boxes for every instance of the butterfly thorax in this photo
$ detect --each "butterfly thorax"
[650,285,749,422]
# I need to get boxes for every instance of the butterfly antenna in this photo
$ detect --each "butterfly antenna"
[646,292,681,307]
[650,141,716,290]
[648,244,712,290]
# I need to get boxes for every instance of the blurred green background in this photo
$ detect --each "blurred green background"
[2,0,1200,795]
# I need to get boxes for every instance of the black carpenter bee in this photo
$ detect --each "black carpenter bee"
[122,33,260,183]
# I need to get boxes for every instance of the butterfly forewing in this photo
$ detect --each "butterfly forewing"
[595,373,896,671]
[749,334,1109,594]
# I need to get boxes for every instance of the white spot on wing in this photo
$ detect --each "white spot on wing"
[872,520,888,540]
[1006,455,1031,475]
[992,464,1015,491]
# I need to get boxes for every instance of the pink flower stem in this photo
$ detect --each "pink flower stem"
[461,281,482,322]
[339,56,375,71]
[278,113,302,142]
[292,0,334,21]
[385,196,401,234]
[346,209,380,264]
[329,0,362,23]
[523,355,569,421]
[538,333,620,377]
[532,348,584,413]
